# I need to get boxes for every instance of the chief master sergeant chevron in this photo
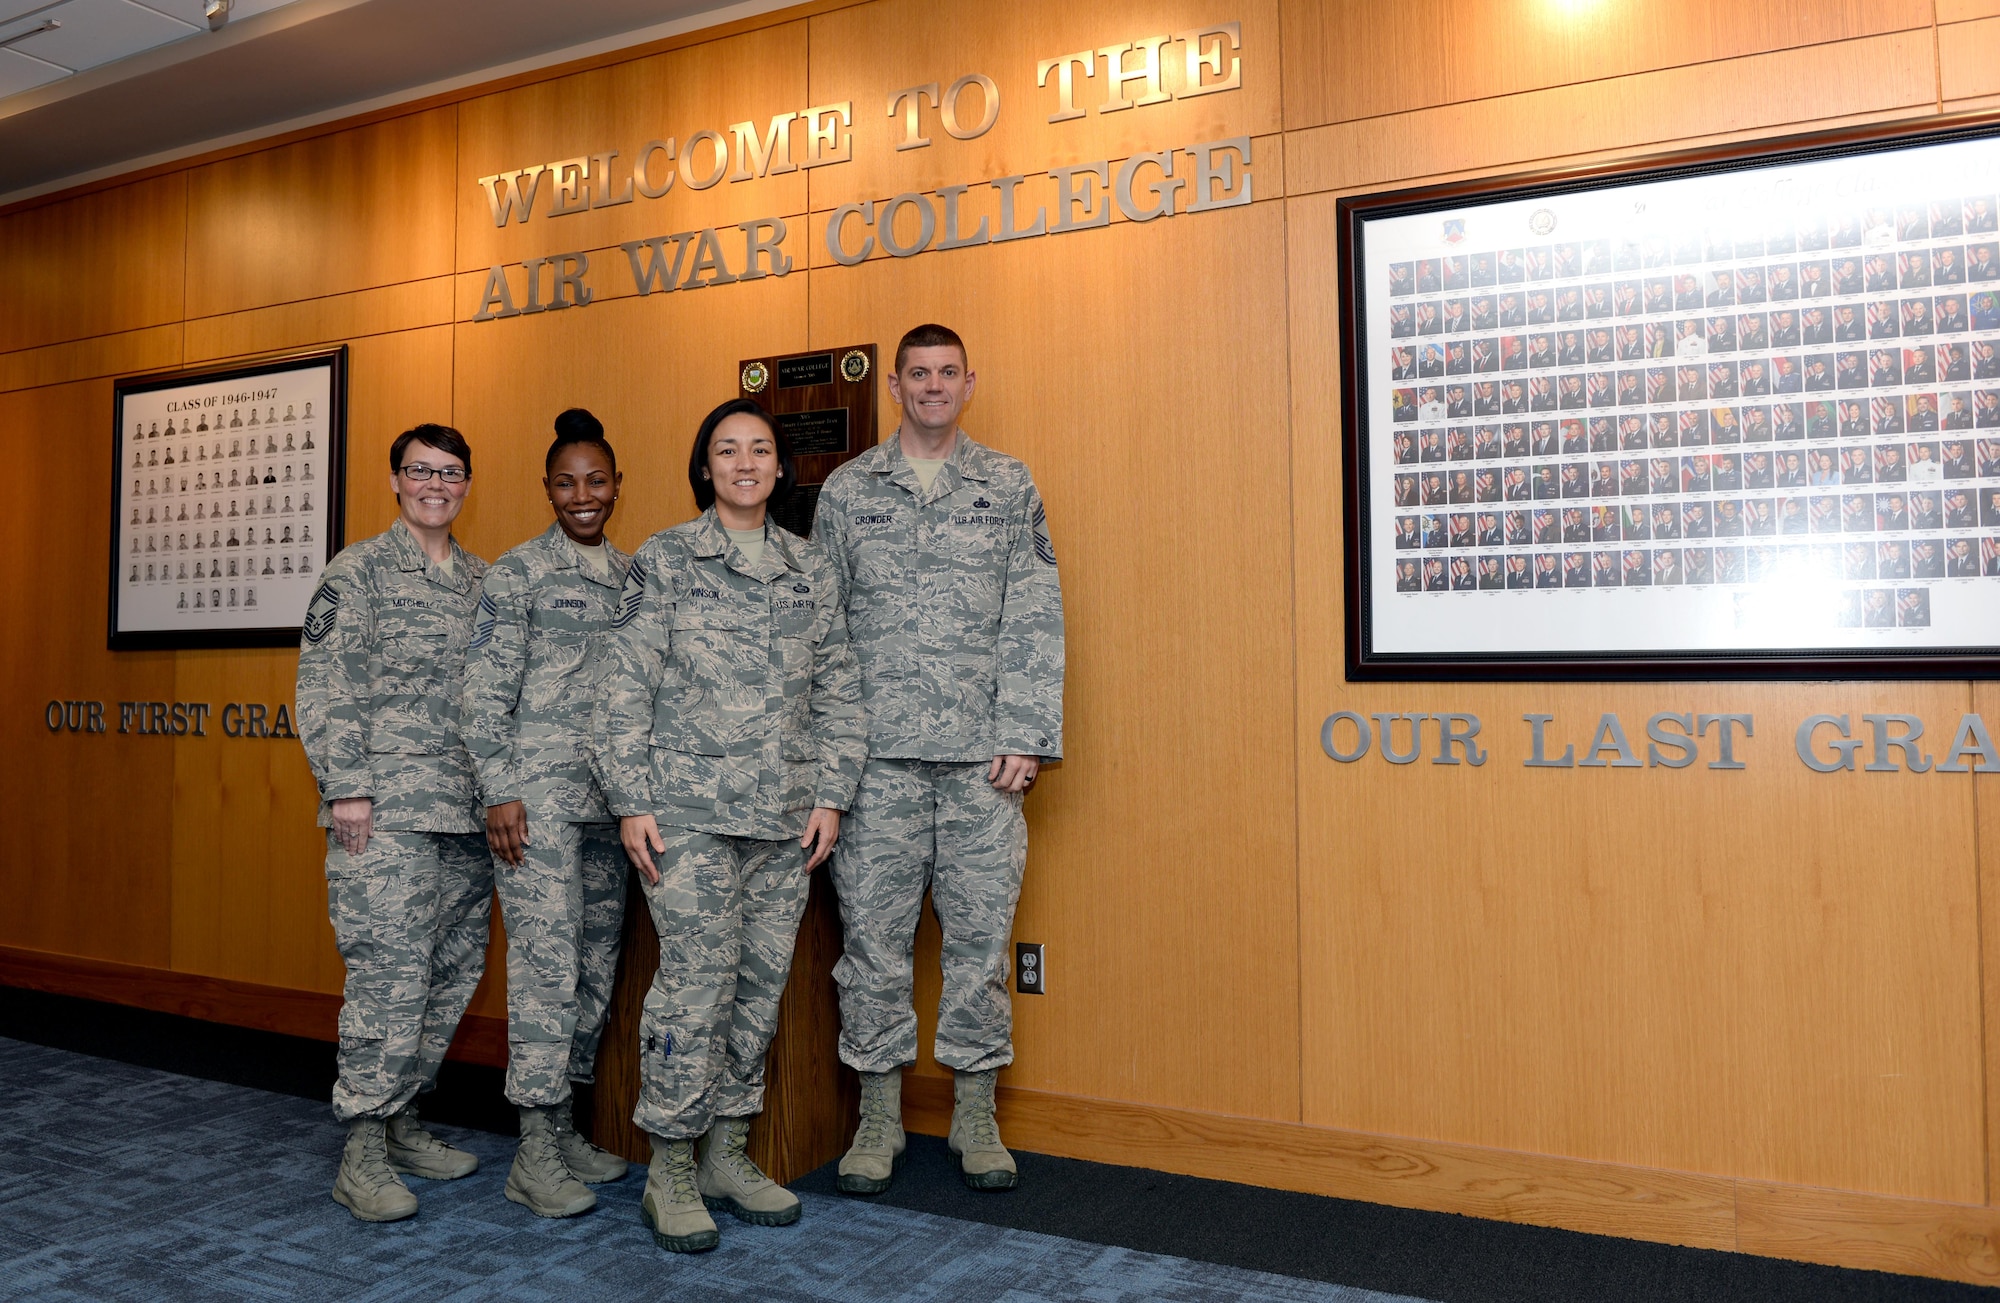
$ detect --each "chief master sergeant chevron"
[295,422,492,1224]
[811,323,1064,1193]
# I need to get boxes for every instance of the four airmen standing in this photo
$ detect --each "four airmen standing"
[296,324,1065,1248]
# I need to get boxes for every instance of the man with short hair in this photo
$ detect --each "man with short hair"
[297,423,491,1223]
[812,324,1064,1194]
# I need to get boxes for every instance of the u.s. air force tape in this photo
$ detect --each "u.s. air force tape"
[302,582,340,644]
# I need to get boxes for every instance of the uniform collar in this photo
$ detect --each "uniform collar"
[540,521,628,589]
[390,517,472,592]
[689,507,795,583]
[876,430,989,503]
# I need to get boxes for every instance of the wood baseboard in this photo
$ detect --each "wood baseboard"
[0,944,508,1067]
[903,1072,2000,1287]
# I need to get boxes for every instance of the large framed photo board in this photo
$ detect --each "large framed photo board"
[1340,121,2000,680]
[110,348,347,650]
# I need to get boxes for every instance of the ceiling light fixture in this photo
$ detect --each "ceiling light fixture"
[204,0,230,32]
[0,19,58,51]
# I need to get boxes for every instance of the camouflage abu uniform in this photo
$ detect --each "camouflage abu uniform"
[460,523,631,1109]
[811,433,1063,1074]
[593,510,865,1138]
[296,518,492,1122]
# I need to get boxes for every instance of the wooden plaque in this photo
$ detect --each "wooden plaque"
[739,343,879,537]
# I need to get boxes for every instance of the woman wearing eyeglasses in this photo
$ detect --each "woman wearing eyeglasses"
[459,409,635,1218]
[296,423,493,1224]
[593,398,866,1253]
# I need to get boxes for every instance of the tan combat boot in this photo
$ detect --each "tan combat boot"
[551,1098,628,1184]
[836,1069,906,1195]
[331,1117,419,1222]
[949,1068,1017,1191]
[385,1102,479,1180]
[505,1106,597,1218]
[698,1116,801,1226]
[641,1136,720,1253]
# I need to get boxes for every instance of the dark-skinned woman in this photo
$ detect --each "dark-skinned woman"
[460,408,633,1217]
[593,398,866,1253]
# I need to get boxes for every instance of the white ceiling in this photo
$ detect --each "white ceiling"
[0,0,774,205]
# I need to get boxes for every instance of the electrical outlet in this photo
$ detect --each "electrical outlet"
[1015,942,1045,995]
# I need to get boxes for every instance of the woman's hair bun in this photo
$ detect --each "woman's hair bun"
[554,407,603,441]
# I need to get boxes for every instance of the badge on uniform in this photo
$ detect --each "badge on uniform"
[1033,501,1056,565]
[302,582,340,643]
[468,592,498,650]
[612,560,646,629]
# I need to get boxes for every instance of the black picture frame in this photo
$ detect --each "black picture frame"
[1340,114,2000,680]
[109,346,348,650]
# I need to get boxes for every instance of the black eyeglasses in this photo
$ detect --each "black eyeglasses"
[398,464,469,483]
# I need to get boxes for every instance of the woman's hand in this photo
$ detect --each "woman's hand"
[621,814,666,885]
[330,797,373,857]
[801,807,841,871]
[486,800,529,866]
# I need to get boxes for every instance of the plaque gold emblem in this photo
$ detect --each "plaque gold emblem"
[741,360,770,393]
[840,349,870,384]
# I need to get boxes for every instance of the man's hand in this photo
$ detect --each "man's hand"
[486,800,529,866]
[987,754,1040,794]
[801,807,841,871]
[620,814,667,885]
[330,797,374,856]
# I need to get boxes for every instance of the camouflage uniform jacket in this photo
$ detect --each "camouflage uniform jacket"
[811,432,1064,762]
[592,509,866,840]
[460,523,631,822]
[296,518,488,833]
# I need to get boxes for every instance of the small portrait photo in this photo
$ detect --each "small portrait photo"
[1735,266,1767,304]
[1897,249,1933,289]
[1563,505,1591,543]
[1393,430,1418,465]
[1523,247,1552,281]
[1833,302,1865,342]
[1897,586,1932,627]
[1504,422,1532,457]
[1716,545,1747,582]
[1876,491,1909,531]
[1390,304,1416,338]
[1768,263,1799,302]
[1813,494,1844,534]
[1936,294,1969,334]
[1769,308,1801,348]
[1390,345,1418,380]
[1619,458,1649,495]
[1472,296,1500,331]
[1978,390,2000,427]
[1802,306,1832,345]
[1933,199,1967,239]
[1525,289,1555,326]
[1646,366,1677,404]
[1532,464,1561,500]
[1715,498,1748,537]
[1536,552,1563,588]
[1423,557,1449,591]
[1591,550,1620,586]
[1800,259,1832,300]
[1621,502,1651,539]
[1969,242,2000,281]
[1651,501,1682,540]
[1583,240,1613,276]
[1614,280,1642,317]
[1392,388,1420,422]
[1420,428,1447,461]
[1442,254,1469,291]
[1591,502,1622,541]
[1857,587,1893,627]
[1448,512,1476,548]
[1713,451,1744,491]
[1743,451,1776,490]
[1446,383,1473,418]
[1747,542,1778,581]
[1613,325,1642,362]
[1804,399,1838,439]
[1505,509,1531,545]
[1866,300,1900,340]
[1897,204,1930,241]
[1421,513,1448,548]
[1906,391,1940,432]
[1533,507,1561,544]
[1835,350,1867,389]
[1583,283,1613,320]
[1864,252,1898,294]
[1505,553,1534,589]
[1652,548,1684,585]
[1794,214,1829,252]
[1473,380,1501,415]
[1947,536,1980,576]
[1560,461,1589,498]
[1911,537,1945,578]
[1395,473,1421,508]
[1739,312,1770,352]
[1674,272,1704,310]
[1909,489,1942,530]
[1558,330,1586,366]
[1968,196,2000,234]
[1677,362,1708,400]
[1940,342,1972,384]
[1808,448,1842,486]
[1589,455,1619,493]
[1682,453,1713,493]
[1561,551,1591,587]
[1499,334,1526,369]
[1416,302,1442,335]
[1445,340,1470,374]
[1393,514,1422,550]
[1639,412,1669,448]
[1748,499,1779,536]
[1833,254,1866,295]
[1474,426,1503,458]
[1946,487,1979,528]
[1441,298,1469,334]
[1845,542,1878,580]
[1709,360,1740,399]
[1419,343,1447,377]
[1615,370,1644,406]
[1706,268,1736,307]
[1902,297,1935,336]
[1644,321,1674,357]
[1908,441,1942,480]
[1395,557,1422,591]
[1984,487,2000,529]
[1530,420,1559,454]
[1801,353,1835,391]
[1780,494,1811,534]
[1649,456,1679,495]
[1776,448,1808,487]
[1643,234,1673,268]
[1681,501,1712,539]
[1766,403,1797,441]
[1475,468,1502,503]
[1471,250,1498,286]
[1496,248,1525,283]
[1615,239,1644,272]
[1476,556,1504,590]
[1415,258,1441,293]
[1644,277,1673,314]
[1897,345,1931,385]
[1584,372,1615,408]
[1935,245,1967,286]
[1740,358,1771,397]
[1389,262,1415,297]
[1552,242,1582,278]
[1620,549,1652,586]
[1943,390,1975,429]
[1839,398,1870,437]
[1684,546,1714,584]
[1975,294,2000,336]
[1446,427,1474,462]
[1872,394,1908,435]
[1555,374,1585,410]
[1527,333,1556,369]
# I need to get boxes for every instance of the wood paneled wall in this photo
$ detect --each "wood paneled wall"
[5,0,2000,1281]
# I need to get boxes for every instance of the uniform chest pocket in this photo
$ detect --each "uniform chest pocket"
[380,629,449,680]
[774,596,824,641]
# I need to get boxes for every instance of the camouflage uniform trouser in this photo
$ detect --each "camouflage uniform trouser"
[494,818,627,1107]
[325,830,493,1122]
[632,828,810,1139]
[831,758,1027,1075]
